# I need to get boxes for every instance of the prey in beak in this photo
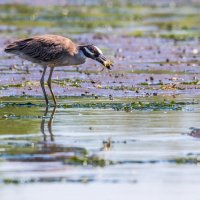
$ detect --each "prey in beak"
[80,44,113,70]
[95,54,113,70]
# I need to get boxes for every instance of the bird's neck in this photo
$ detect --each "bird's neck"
[77,45,88,58]
[73,46,86,64]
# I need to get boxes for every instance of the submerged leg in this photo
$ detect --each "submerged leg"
[40,66,48,105]
[40,106,56,142]
[47,67,56,105]
[40,106,49,142]
[48,106,56,141]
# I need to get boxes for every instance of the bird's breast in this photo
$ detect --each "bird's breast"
[59,52,86,66]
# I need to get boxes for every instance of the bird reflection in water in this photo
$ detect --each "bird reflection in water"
[102,138,112,151]
[40,106,56,142]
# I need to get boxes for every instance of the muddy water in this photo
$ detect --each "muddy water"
[0,1,200,200]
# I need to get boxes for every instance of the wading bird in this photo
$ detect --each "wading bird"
[4,34,112,106]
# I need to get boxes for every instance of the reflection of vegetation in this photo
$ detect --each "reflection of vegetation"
[2,144,86,157]
[1,142,109,184]
[1,141,108,167]
[0,106,40,134]
[2,155,200,185]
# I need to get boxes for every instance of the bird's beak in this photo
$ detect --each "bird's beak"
[95,54,113,70]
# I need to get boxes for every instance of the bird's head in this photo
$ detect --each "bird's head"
[80,44,113,70]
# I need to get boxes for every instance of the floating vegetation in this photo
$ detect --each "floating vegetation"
[2,174,134,184]
[115,156,200,165]
[174,157,200,164]
[0,101,197,112]
[63,155,111,167]
[2,155,200,185]
[60,101,197,111]
[181,80,200,85]
[52,79,84,87]
[3,176,96,184]
[155,32,200,41]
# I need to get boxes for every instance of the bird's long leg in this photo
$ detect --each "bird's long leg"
[40,66,48,105]
[47,67,56,105]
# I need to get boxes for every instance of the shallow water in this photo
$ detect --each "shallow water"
[1,97,200,199]
[0,0,200,199]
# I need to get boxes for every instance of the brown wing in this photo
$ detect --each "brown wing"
[4,35,77,63]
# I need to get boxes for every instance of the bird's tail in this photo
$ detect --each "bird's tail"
[4,38,32,53]
[4,43,18,53]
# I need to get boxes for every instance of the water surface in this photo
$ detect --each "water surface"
[0,1,200,199]
[1,97,200,199]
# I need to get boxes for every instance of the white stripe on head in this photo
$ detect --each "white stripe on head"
[84,47,94,56]
[94,46,103,54]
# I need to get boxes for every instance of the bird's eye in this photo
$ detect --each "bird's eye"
[88,47,95,53]
[90,46,101,56]
[93,46,103,55]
